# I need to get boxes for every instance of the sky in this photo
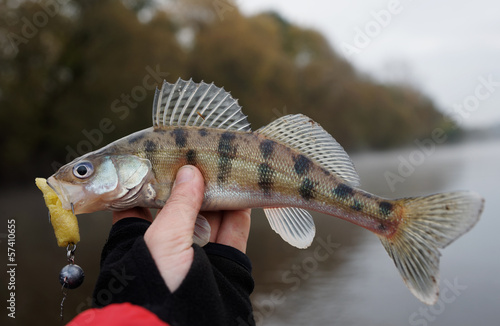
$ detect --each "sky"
[238,0,500,129]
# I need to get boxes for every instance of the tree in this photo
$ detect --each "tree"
[0,0,446,183]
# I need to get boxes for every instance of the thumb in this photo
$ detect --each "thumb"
[144,165,205,291]
[147,165,205,250]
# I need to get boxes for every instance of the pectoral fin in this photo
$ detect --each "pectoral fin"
[193,214,211,247]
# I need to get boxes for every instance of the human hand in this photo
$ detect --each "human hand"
[112,165,251,292]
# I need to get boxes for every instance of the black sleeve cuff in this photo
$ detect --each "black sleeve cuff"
[203,242,252,274]
[92,217,255,326]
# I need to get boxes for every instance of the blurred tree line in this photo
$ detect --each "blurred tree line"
[0,0,446,184]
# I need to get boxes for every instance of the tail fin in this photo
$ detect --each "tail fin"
[379,191,484,304]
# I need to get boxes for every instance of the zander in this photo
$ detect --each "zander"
[45,79,483,304]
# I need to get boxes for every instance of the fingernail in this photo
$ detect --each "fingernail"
[174,166,194,186]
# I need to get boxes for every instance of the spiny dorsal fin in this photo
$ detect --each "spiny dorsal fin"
[257,114,360,187]
[152,78,251,131]
[264,207,316,249]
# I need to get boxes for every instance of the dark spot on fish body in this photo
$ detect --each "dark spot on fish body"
[377,223,387,231]
[351,199,363,211]
[144,140,157,163]
[144,140,157,152]
[171,128,188,148]
[186,149,197,166]
[293,154,311,176]
[259,139,275,160]
[258,163,274,196]
[218,132,237,155]
[217,132,238,185]
[379,201,393,216]
[299,177,315,200]
[217,158,227,184]
[362,192,374,199]
[198,128,208,137]
[333,183,354,199]
[128,133,145,145]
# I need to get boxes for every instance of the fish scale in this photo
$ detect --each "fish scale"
[46,78,484,305]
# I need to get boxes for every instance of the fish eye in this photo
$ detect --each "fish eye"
[73,162,94,179]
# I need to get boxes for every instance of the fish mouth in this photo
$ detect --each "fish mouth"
[47,176,74,212]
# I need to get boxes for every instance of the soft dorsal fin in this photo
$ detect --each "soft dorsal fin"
[264,207,316,249]
[257,114,360,187]
[152,78,252,131]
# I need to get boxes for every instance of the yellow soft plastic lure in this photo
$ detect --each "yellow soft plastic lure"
[35,177,80,247]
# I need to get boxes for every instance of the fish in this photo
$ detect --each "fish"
[46,78,484,305]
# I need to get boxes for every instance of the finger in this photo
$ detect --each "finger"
[216,209,251,253]
[143,165,205,291]
[146,165,205,253]
[112,207,153,224]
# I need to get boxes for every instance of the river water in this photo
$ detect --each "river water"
[246,139,500,326]
[1,139,498,325]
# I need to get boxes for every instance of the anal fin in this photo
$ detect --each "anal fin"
[264,207,316,249]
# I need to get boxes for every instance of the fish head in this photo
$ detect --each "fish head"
[47,153,154,214]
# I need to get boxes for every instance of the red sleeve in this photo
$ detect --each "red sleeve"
[67,303,169,326]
